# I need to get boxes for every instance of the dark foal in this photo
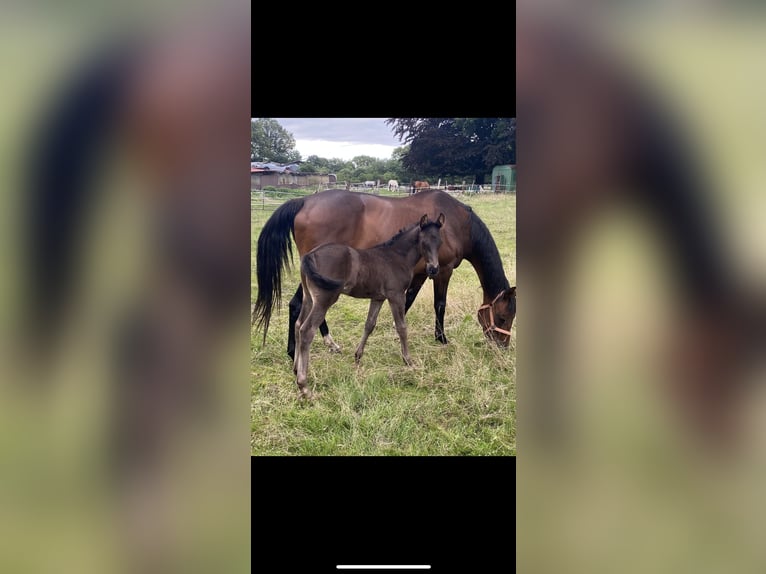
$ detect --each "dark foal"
[293,213,445,398]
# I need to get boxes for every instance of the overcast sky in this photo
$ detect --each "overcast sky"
[271,118,403,161]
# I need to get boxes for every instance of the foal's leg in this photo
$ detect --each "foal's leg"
[354,299,384,364]
[289,285,339,361]
[389,296,413,366]
[295,306,321,399]
[433,268,453,344]
[296,290,338,398]
[293,282,313,376]
[386,274,428,336]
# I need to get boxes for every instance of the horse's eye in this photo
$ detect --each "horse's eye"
[497,318,505,326]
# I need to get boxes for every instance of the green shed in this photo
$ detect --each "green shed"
[491,164,515,193]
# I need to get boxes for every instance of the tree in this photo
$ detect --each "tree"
[386,118,515,184]
[300,155,327,174]
[251,118,301,163]
[289,150,407,187]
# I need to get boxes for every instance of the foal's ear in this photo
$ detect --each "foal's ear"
[436,212,445,227]
[419,214,429,228]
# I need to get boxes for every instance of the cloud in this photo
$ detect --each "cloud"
[265,118,403,160]
[282,117,400,141]
[276,118,399,145]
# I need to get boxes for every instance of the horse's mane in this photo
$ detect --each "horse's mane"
[466,207,510,297]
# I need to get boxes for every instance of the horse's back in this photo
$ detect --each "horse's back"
[294,188,469,262]
[300,189,367,219]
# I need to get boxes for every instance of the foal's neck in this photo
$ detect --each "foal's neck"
[370,226,423,271]
[389,227,422,267]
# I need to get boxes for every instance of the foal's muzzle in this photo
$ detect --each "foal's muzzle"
[426,264,439,278]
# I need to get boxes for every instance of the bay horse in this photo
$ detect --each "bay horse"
[294,214,444,398]
[19,7,250,572]
[412,180,430,193]
[252,188,515,360]
[518,7,764,447]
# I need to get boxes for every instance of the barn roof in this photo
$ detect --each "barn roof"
[251,161,301,173]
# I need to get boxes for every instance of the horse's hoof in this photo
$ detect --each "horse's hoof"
[435,335,449,345]
[323,335,341,354]
[299,388,313,400]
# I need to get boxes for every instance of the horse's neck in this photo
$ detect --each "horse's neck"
[403,245,423,269]
[466,216,510,303]
[397,231,422,268]
[375,229,420,267]
[472,259,510,303]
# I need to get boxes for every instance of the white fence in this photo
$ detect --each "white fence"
[251,182,515,214]
[324,180,515,195]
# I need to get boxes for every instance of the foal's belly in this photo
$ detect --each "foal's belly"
[343,263,407,300]
[344,284,385,300]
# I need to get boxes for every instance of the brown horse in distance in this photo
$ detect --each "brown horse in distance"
[253,188,515,360]
[412,180,430,194]
[294,214,444,398]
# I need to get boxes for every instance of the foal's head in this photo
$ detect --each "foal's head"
[418,213,445,278]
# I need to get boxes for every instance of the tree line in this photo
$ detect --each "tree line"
[251,118,515,185]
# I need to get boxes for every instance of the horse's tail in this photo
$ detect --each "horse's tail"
[252,197,306,343]
[631,97,733,309]
[301,252,343,291]
[24,44,136,356]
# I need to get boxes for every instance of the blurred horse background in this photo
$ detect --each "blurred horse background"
[517,3,766,574]
[1,2,251,573]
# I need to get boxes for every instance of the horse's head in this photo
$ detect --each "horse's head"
[418,213,445,278]
[478,286,516,347]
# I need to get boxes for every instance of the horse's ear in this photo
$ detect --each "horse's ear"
[437,212,445,227]
[420,214,429,228]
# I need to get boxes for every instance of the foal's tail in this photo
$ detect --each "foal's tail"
[252,197,306,342]
[301,252,343,292]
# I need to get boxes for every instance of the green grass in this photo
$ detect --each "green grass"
[251,192,516,456]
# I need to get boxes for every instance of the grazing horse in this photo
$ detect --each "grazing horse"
[388,179,399,192]
[294,214,444,398]
[412,180,430,193]
[518,8,764,446]
[252,189,514,361]
[20,8,250,572]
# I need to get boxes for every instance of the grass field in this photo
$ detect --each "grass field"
[251,191,516,456]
